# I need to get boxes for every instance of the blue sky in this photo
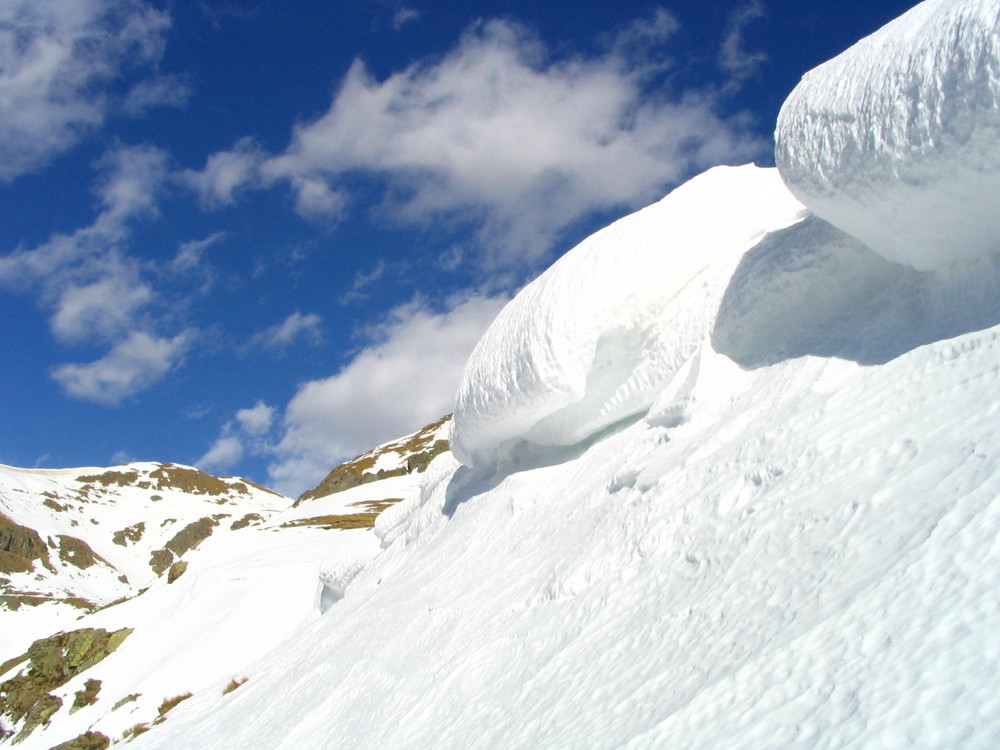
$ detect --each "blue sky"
[0,0,917,496]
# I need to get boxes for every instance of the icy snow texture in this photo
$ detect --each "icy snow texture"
[776,0,1000,270]
[451,165,806,468]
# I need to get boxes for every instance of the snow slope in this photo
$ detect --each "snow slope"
[776,0,1000,269]
[1,464,416,748]
[0,462,286,663]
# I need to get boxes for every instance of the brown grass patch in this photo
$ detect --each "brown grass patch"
[281,513,380,530]
[156,691,192,718]
[222,677,248,695]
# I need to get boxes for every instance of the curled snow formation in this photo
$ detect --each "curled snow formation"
[776,0,1000,270]
[450,165,806,468]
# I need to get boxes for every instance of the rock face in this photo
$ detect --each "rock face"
[296,416,451,505]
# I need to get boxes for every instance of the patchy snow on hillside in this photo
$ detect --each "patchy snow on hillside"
[776,0,1000,269]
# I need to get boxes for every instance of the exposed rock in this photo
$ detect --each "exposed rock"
[112,522,145,546]
[297,415,451,505]
[70,678,101,713]
[57,535,105,570]
[167,561,188,584]
[111,693,139,711]
[49,730,111,750]
[165,517,218,558]
[230,513,263,531]
[42,497,68,513]
[0,513,50,575]
[0,627,131,741]
[148,549,173,576]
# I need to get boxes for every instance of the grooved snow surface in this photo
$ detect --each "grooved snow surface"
[451,165,806,468]
[136,327,1000,750]
[776,0,1000,269]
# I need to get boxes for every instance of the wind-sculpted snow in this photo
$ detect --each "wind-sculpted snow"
[776,0,1000,270]
[451,165,806,468]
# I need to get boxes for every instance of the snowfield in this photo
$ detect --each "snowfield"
[5,0,1000,747]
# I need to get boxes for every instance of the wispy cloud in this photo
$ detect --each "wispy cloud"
[0,144,169,342]
[197,400,276,473]
[259,12,764,270]
[718,0,767,86]
[181,137,266,209]
[236,401,275,436]
[0,0,172,181]
[122,75,192,116]
[52,330,192,406]
[249,312,323,351]
[267,292,507,496]
[0,144,197,403]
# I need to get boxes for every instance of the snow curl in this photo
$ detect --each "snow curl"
[776,0,1000,270]
[450,165,806,468]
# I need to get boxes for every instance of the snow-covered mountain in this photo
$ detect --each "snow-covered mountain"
[4,0,1000,747]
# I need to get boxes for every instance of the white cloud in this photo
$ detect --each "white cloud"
[236,401,275,437]
[290,177,348,219]
[0,145,169,344]
[52,330,192,406]
[0,144,193,403]
[261,15,763,268]
[267,292,508,496]
[197,436,244,472]
[0,0,172,181]
[122,75,191,116]
[392,6,420,30]
[51,265,153,344]
[719,0,767,84]
[250,312,322,350]
[171,232,226,273]
[196,400,276,474]
[181,137,265,208]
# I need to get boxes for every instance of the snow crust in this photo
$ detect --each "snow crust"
[776,0,1000,270]
[451,165,806,468]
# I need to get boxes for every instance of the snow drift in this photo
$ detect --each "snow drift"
[450,165,806,468]
[776,0,1000,270]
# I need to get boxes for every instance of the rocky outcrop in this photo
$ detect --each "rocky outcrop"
[296,415,451,505]
[0,627,132,741]
[0,513,50,575]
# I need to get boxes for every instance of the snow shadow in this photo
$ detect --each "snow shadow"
[442,413,644,517]
[712,216,1000,368]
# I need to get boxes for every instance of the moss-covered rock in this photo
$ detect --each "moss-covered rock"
[167,561,188,584]
[49,730,111,750]
[0,627,133,739]
[165,517,218,558]
[13,692,62,741]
